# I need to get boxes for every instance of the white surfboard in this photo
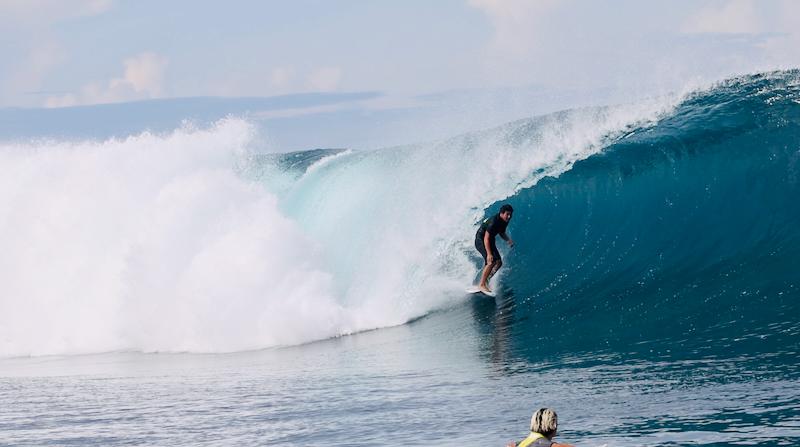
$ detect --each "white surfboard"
[465,285,496,297]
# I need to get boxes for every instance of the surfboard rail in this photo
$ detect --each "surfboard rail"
[465,285,496,297]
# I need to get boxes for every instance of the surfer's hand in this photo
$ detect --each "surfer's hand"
[487,254,493,264]
[508,239,514,248]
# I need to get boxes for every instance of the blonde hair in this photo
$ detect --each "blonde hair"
[530,408,558,438]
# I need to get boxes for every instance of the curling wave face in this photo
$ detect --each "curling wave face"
[502,70,800,359]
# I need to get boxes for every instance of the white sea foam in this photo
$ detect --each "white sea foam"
[0,120,350,357]
[0,93,683,358]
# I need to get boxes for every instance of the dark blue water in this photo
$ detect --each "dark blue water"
[497,71,800,361]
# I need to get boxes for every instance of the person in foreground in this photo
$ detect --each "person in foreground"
[507,408,576,447]
[475,204,514,294]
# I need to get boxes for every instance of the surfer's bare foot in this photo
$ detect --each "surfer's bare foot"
[479,285,492,294]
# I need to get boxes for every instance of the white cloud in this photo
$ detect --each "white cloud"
[466,0,559,55]
[0,0,114,107]
[112,52,170,98]
[681,0,760,34]
[43,93,78,108]
[45,52,169,107]
[679,0,800,71]
[214,63,344,97]
[270,66,295,88]
[306,67,343,92]
[8,43,69,96]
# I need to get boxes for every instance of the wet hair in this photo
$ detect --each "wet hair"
[530,408,558,438]
[500,204,514,214]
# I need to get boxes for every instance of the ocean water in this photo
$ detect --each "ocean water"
[1,71,799,446]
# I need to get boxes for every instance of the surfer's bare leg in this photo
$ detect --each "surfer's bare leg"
[478,259,502,292]
[478,264,493,292]
[487,262,502,282]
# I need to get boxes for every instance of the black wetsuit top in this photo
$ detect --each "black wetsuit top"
[475,214,509,263]
[477,214,509,240]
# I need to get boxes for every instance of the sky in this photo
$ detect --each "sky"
[1,0,799,111]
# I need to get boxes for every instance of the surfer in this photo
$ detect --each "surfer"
[475,204,514,294]
[507,408,576,447]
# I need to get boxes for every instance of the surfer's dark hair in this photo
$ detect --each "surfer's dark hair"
[500,204,514,214]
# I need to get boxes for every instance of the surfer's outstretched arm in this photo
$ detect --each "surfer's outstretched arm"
[500,231,514,248]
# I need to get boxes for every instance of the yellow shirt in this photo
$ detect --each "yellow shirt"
[518,432,546,447]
